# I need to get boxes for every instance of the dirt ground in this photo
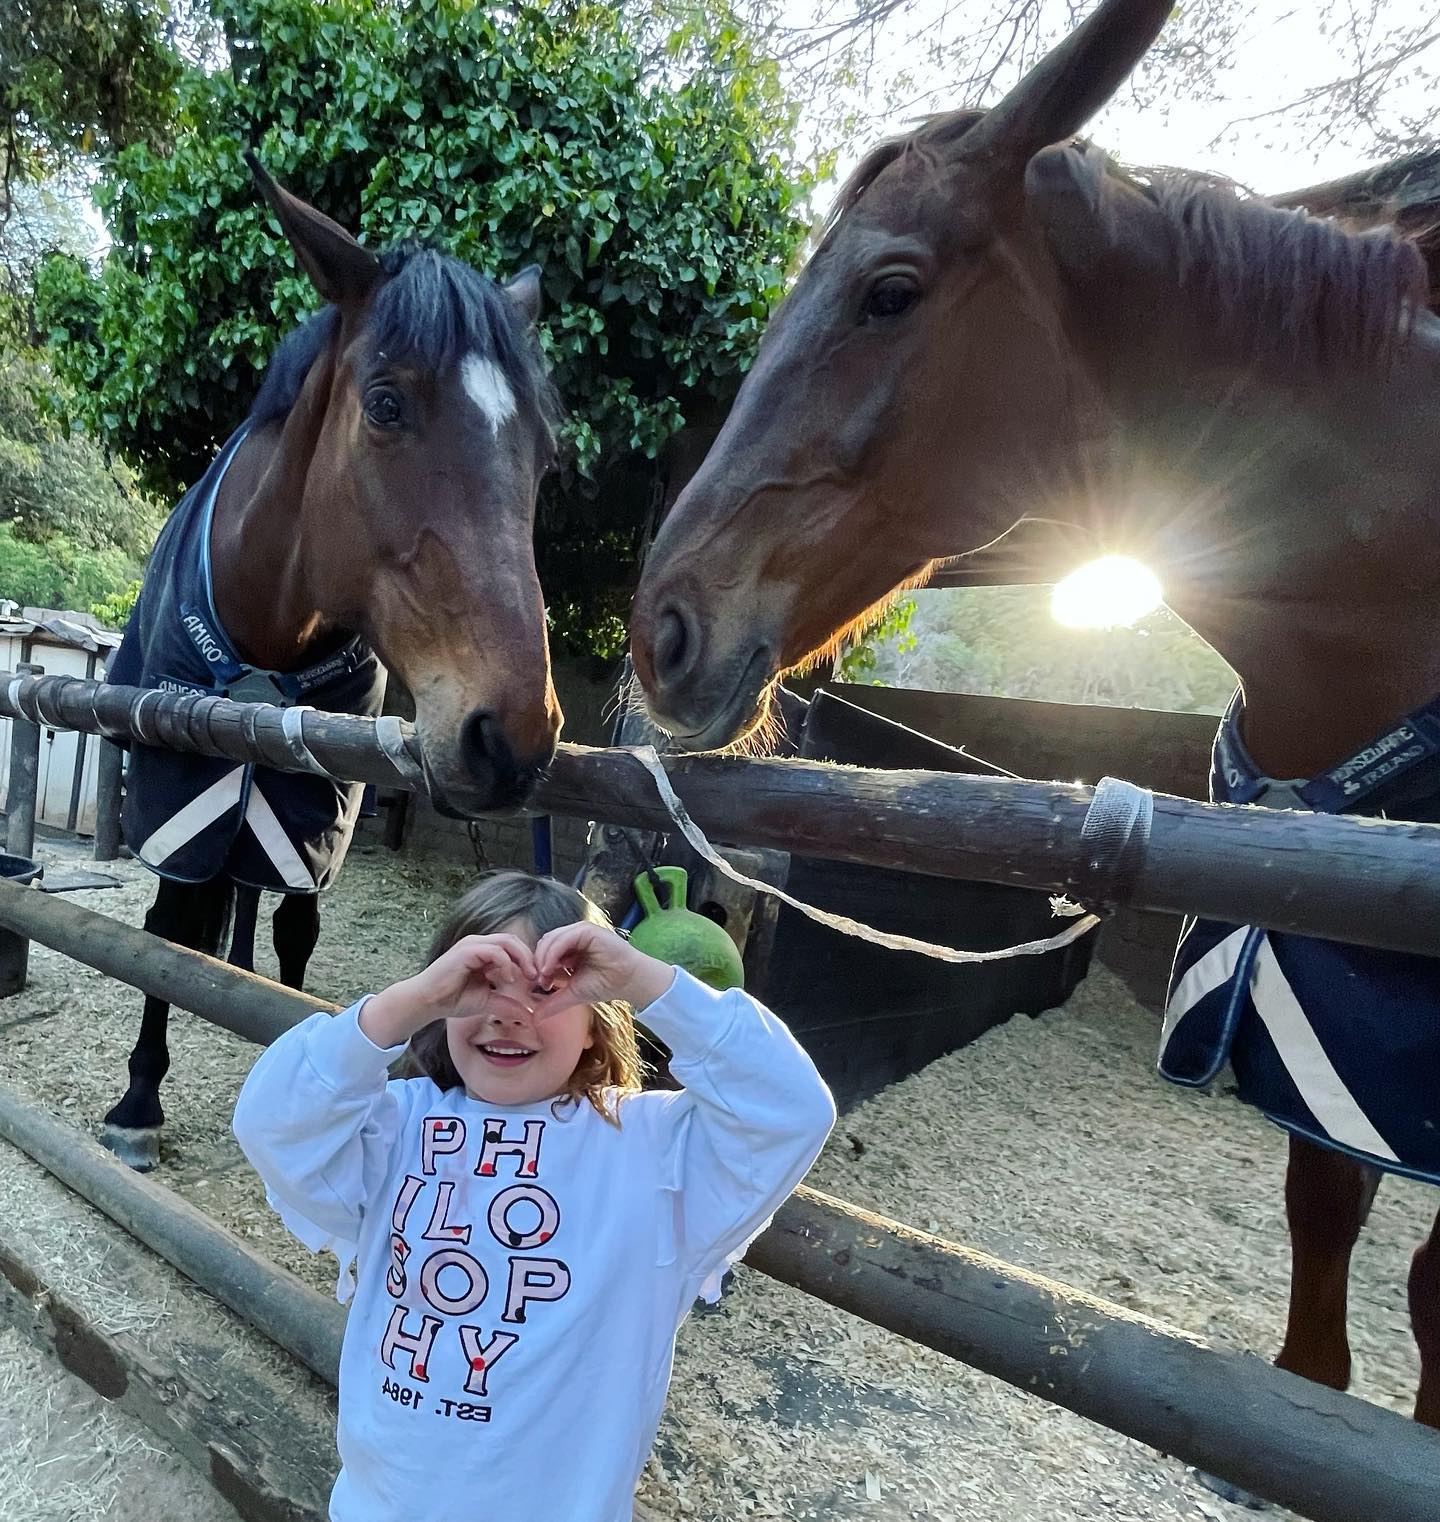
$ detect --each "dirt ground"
[0,1325,240,1522]
[0,836,1431,1521]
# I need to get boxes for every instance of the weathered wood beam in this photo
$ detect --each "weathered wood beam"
[751,1184,1440,1522]
[0,875,339,1043]
[0,1130,339,1522]
[539,745,1440,957]
[3,669,1439,956]
[0,1082,345,1386]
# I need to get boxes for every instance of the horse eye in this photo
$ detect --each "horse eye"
[364,388,404,429]
[863,276,920,321]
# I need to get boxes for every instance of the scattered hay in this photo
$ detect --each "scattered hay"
[0,839,1431,1520]
[0,1328,238,1522]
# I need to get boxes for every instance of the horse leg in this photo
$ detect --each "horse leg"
[1410,1204,1440,1427]
[102,876,234,1171]
[1196,1135,1381,1509]
[1275,1134,1382,1390]
[272,892,320,991]
[229,882,261,973]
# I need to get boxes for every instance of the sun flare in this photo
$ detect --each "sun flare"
[1050,555,1164,630]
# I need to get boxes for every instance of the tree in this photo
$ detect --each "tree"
[34,0,811,655]
[0,348,161,551]
[0,0,194,216]
[0,344,160,612]
[862,585,1239,714]
[722,0,1437,167]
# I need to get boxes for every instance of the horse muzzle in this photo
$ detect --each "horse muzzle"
[422,707,558,817]
[632,601,776,752]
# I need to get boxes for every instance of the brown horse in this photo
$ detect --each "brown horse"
[103,161,563,1167]
[631,0,1440,1448]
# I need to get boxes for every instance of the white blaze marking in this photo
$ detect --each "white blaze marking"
[461,353,517,434]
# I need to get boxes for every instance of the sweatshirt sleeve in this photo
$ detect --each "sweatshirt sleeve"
[638,969,836,1295]
[232,1000,407,1300]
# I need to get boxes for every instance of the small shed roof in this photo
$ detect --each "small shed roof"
[0,602,124,654]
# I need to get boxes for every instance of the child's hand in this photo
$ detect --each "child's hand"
[360,934,538,1048]
[532,922,675,1015]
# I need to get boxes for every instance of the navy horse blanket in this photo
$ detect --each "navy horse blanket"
[1161,692,1440,1183]
[108,423,385,893]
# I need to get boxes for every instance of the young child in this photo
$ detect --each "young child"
[233,871,835,1522]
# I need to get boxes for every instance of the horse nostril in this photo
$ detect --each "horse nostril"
[453,709,546,812]
[460,710,500,776]
[652,603,699,687]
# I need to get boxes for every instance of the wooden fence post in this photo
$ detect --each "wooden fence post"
[0,662,44,996]
[4,661,43,860]
[93,738,123,861]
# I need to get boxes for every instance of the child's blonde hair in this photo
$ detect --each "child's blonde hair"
[405,871,645,1123]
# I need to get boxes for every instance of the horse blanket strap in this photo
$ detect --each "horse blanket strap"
[107,423,385,894]
[1161,690,1440,1183]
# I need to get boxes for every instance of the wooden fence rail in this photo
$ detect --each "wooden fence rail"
[0,884,1434,1522]
[2,669,1438,956]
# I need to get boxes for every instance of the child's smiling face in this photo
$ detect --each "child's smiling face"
[445,919,595,1106]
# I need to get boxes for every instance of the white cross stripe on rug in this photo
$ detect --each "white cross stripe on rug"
[1161,924,1248,1047]
[139,767,246,869]
[242,780,313,892]
[1248,938,1398,1162]
[138,766,313,893]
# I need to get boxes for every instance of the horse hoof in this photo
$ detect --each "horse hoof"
[1193,1469,1268,1510]
[101,1123,161,1172]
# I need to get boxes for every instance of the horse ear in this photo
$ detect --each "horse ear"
[1024,145,1113,283]
[955,0,1174,181]
[504,265,543,326]
[1026,144,1172,318]
[244,151,381,307]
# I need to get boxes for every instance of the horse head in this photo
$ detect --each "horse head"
[242,160,563,813]
[630,0,1177,750]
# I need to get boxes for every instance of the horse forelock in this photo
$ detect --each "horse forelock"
[247,243,561,432]
[821,110,987,245]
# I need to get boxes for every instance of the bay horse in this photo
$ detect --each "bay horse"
[630,0,1440,1452]
[102,158,563,1169]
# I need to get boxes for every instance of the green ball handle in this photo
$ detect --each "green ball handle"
[633,865,689,918]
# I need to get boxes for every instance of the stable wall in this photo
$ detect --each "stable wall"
[824,685,1220,1010]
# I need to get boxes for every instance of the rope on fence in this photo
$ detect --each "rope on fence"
[626,743,1105,963]
[4,669,1440,956]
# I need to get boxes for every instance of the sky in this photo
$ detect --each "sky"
[792,0,1433,218]
[72,3,1428,251]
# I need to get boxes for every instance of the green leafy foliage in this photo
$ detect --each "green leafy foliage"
[837,595,915,683]
[0,523,139,612]
[36,0,811,655]
[863,586,1239,714]
[0,0,187,179]
[0,351,163,553]
[89,576,143,627]
[0,346,158,616]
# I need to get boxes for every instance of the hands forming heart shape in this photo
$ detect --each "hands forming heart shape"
[361,919,675,1050]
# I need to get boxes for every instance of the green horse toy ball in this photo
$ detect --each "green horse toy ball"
[626,867,745,991]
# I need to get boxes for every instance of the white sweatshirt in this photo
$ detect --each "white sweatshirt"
[233,968,835,1522]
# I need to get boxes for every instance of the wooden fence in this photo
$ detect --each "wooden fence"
[0,669,1438,1520]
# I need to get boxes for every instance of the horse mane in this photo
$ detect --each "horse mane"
[820,110,986,244]
[248,243,561,428]
[825,110,1429,372]
[1100,152,1429,370]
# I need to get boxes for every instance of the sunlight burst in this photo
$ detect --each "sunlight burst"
[1050,555,1164,630]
